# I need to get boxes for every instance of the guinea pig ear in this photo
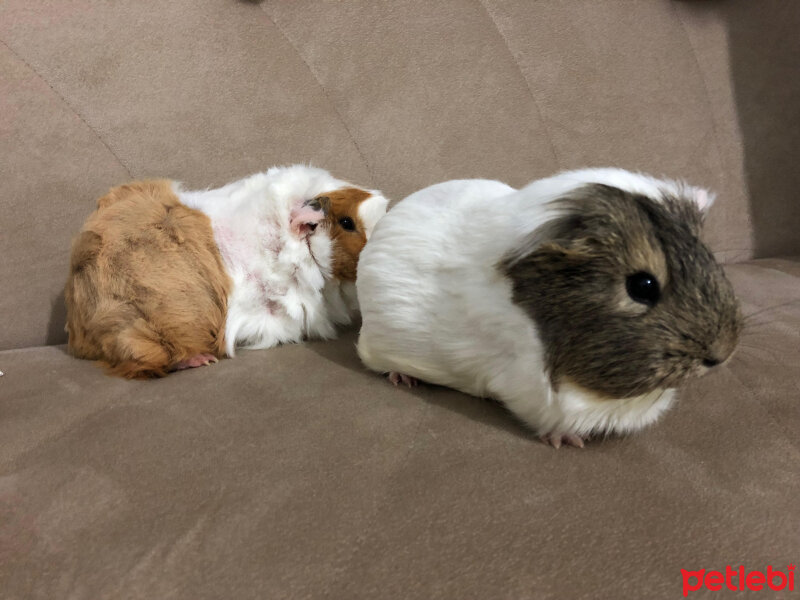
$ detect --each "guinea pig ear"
[687,186,715,216]
[664,185,715,237]
[500,212,592,272]
[306,195,331,214]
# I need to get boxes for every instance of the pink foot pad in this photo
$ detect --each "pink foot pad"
[172,353,219,371]
[290,198,328,238]
[539,432,586,449]
[388,372,419,387]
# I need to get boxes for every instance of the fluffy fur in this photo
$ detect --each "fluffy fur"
[65,181,232,378]
[66,166,388,378]
[356,168,741,446]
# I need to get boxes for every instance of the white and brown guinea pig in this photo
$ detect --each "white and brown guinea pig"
[356,168,741,448]
[65,165,388,378]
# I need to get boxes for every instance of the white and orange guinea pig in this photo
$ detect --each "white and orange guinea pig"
[356,168,742,448]
[65,165,388,378]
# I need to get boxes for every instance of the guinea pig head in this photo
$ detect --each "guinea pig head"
[310,187,388,281]
[500,183,742,400]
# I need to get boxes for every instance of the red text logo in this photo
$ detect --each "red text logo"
[682,565,795,596]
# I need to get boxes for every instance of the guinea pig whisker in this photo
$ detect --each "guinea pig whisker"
[739,325,785,343]
[742,299,800,323]
[736,340,773,350]
[739,327,766,340]
[740,321,772,332]
[735,341,782,361]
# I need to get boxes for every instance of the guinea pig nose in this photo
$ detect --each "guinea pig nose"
[705,334,738,368]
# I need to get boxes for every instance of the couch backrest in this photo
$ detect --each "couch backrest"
[1,0,798,350]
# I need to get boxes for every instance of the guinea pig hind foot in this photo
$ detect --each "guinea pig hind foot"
[171,353,219,371]
[387,371,419,388]
[538,431,586,449]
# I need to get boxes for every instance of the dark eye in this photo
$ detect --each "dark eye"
[625,271,660,306]
[338,217,356,232]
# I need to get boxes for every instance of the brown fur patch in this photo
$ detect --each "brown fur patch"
[64,180,232,379]
[317,187,372,281]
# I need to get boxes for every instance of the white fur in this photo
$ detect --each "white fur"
[539,167,715,212]
[177,165,387,356]
[356,169,710,437]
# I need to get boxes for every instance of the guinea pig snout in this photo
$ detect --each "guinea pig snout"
[304,195,330,216]
[703,332,739,369]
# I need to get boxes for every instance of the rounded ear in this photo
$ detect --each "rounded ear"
[310,195,331,214]
[689,186,716,215]
[499,216,596,277]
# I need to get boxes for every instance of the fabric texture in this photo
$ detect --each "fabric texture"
[0,1,798,598]
[1,259,799,599]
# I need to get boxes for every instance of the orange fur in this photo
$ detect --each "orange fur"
[323,187,373,281]
[64,181,232,379]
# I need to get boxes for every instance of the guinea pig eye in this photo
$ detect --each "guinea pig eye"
[625,271,660,306]
[338,217,356,232]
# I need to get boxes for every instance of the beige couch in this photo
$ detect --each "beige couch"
[1,1,798,598]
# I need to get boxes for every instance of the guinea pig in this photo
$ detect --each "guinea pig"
[356,168,741,448]
[65,165,388,378]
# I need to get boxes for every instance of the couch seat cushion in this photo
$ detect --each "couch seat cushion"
[1,258,798,599]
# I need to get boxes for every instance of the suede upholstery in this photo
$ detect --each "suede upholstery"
[0,2,798,598]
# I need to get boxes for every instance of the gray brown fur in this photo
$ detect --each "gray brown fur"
[500,184,742,399]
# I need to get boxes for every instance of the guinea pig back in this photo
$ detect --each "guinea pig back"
[65,180,232,378]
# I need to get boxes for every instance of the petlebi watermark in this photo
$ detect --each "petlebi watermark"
[682,564,795,596]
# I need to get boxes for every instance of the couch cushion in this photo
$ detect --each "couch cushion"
[1,258,798,599]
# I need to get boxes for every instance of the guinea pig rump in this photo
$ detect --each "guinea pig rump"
[64,181,232,378]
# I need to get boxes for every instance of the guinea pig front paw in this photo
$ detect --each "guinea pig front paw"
[290,197,329,238]
[387,371,419,387]
[539,431,586,449]
[171,353,219,371]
